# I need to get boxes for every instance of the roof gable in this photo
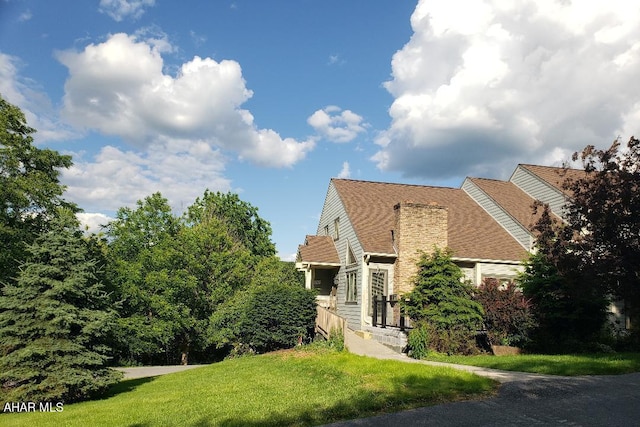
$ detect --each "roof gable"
[520,164,586,196]
[297,235,340,265]
[468,178,541,231]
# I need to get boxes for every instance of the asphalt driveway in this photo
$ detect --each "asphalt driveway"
[326,372,640,426]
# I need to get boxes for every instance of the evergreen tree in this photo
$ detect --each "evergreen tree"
[0,95,76,287]
[0,211,120,404]
[402,248,483,355]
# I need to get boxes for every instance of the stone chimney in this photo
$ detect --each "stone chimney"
[393,201,448,295]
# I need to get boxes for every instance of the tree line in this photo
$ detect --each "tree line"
[0,96,316,404]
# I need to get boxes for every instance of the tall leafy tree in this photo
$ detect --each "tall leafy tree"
[0,210,120,404]
[106,193,186,364]
[519,198,611,352]
[0,95,76,287]
[186,190,276,258]
[107,192,253,365]
[562,137,640,322]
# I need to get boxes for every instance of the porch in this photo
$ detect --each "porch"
[296,234,341,309]
[367,294,412,353]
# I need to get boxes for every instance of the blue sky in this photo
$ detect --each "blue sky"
[2,1,639,260]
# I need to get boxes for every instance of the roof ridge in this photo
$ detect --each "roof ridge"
[519,163,584,172]
[332,177,459,190]
[469,176,510,183]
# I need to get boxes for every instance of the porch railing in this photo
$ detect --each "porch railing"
[372,295,412,331]
[315,305,346,340]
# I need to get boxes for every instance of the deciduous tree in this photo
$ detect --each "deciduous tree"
[562,137,640,323]
[186,190,276,258]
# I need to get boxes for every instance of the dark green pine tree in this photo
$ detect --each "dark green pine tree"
[0,210,121,404]
[402,247,484,356]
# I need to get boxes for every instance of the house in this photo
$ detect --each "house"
[296,163,624,348]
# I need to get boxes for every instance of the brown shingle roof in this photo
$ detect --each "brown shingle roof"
[469,178,542,231]
[297,235,340,265]
[332,179,527,262]
[520,164,587,196]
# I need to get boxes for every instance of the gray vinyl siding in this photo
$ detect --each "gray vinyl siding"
[317,181,363,330]
[462,179,531,250]
[510,166,568,218]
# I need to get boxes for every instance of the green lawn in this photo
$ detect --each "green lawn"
[425,353,640,376]
[1,348,496,427]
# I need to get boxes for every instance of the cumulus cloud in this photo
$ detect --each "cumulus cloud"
[374,0,640,179]
[337,161,351,179]
[77,212,113,234]
[56,33,313,167]
[99,0,155,22]
[308,106,367,143]
[63,138,231,213]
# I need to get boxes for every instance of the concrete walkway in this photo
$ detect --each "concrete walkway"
[344,328,552,383]
[337,329,640,426]
[115,364,207,380]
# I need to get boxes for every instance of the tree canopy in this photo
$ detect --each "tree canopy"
[562,137,640,321]
[0,95,76,287]
[186,190,276,258]
[519,137,640,351]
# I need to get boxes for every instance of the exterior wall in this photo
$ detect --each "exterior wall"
[461,179,532,250]
[317,181,363,330]
[511,166,567,218]
[476,262,523,282]
[393,202,448,295]
[458,261,522,286]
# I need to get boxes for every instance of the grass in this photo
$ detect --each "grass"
[424,352,640,376]
[1,348,496,427]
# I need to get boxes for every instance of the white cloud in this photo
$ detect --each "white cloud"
[19,10,32,22]
[62,138,231,214]
[56,33,313,167]
[77,212,113,234]
[99,0,155,22]
[307,106,367,143]
[337,161,351,179]
[278,252,297,262]
[374,0,640,179]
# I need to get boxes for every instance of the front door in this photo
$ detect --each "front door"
[368,269,388,321]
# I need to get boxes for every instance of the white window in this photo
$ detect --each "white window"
[346,271,357,303]
[334,218,340,240]
[346,243,357,266]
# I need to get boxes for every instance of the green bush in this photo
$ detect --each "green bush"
[210,283,317,355]
[407,323,429,359]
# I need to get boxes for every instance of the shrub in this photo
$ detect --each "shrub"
[402,248,484,357]
[210,283,317,355]
[474,278,536,347]
[407,323,429,359]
